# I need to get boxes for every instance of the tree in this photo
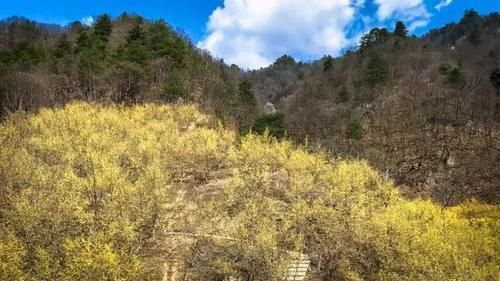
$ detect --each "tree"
[76,30,91,53]
[360,28,390,52]
[337,85,350,103]
[252,112,287,139]
[53,34,72,58]
[238,79,257,107]
[127,22,144,43]
[490,68,500,95]
[365,52,389,85]
[113,62,143,104]
[93,14,112,42]
[323,55,334,71]
[447,67,465,88]
[394,21,408,37]
[273,55,296,68]
[347,116,364,140]
[163,69,186,101]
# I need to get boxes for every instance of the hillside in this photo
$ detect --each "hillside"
[0,9,499,281]
[0,13,257,130]
[0,103,498,280]
[247,10,500,205]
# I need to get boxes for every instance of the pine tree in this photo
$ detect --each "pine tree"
[323,55,334,71]
[252,112,287,139]
[366,53,388,85]
[337,85,350,103]
[94,14,112,42]
[238,79,257,106]
[163,69,186,101]
[347,117,364,140]
[127,22,144,43]
[53,34,71,58]
[76,30,91,52]
[394,21,408,38]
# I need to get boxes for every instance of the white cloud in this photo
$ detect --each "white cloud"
[198,0,432,69]
[434,0,452,11]
[198,0,364,69]
[81,16,94,26]
[374,0,430,22]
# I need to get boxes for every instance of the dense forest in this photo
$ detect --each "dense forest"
[0,10,499,281]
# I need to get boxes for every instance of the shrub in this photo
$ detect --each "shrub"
[347,117,364,140]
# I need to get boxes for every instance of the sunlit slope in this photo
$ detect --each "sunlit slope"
[0,103,497,281]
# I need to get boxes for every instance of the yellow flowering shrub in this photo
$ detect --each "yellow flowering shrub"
[0,102,497,280]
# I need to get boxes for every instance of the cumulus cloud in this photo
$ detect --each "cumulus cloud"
[434,0,452,11]
[198,0,365,69]
[81,16,94,26]
[198,0,433,69]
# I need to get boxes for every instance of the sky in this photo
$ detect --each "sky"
[0,0,498,69]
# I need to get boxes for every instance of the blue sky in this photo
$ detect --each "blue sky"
[0,0,498,68]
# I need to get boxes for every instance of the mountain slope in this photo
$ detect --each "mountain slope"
[247,11,500,205]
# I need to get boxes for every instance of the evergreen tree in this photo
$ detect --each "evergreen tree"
[447,67,465,88]
[127,22,144,43]
[93,14,112,42]
[252,112,287,139]
[163,69,186,101]
[490,68,500,95]
[347,117,364,140]
[75,30,91,53]
[323,55,334,72]
[53,34,71,58]
[337,85,350,103]
[238,79,257,107]
[394,21,408,37]
[360,28,390,52]
[366,53,389,85]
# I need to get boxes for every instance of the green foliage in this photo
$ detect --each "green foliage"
[145,20,186,67]
[360,28,390,52]
[163,69,187,101]
[490,68,500,95]
[53,34,72,58]
[439,64,465,88]
[127,22,145,43]
[12,42,46,69]
[78,39,107,74]
[7,19,41,46]
[347,116,364,140]
[460,9,482,31]
[439,63,454,75]
[337,85,350,103]
[273,55,296,68]
[93,14,112,42]
[366,52,389,85]
[238,79,257,107]
[252,112,287,139]
[394,20,408,37]
[323,55,334,71]
[447,67,465,87]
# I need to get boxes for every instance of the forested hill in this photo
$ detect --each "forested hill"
[246,10,500,205]
[0,10,499,281]
[0,13,258,130]
[0,10,499,206]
